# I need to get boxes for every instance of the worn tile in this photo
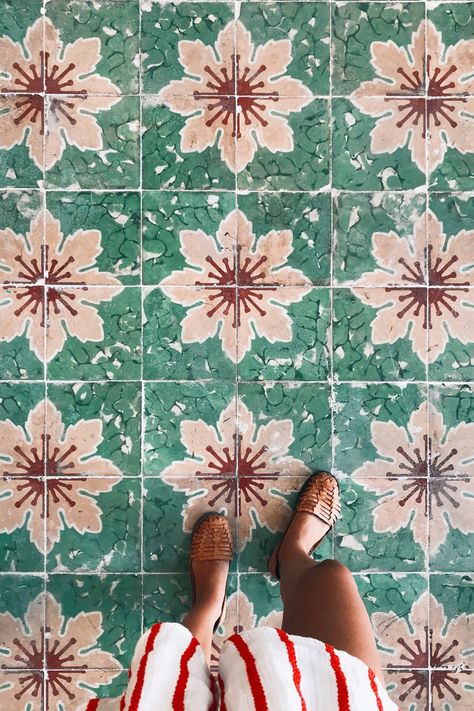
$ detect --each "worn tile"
[337,477,427,572]
[143,284,238,379]
[0,383,46,569]
[237,192,331,286]
[45,0,140,94]
[237,288,330,380]
[333,192,427,286]
[47,191,141,285]
[332,98,426,190]
[46,477,140,572]
[333,287,426,380]
[141,2,234,94]
[429,385,474,571]
[142,96,235,190]
[237,99,329,191]
[143,475,238,574]
[142,191,236,286]
[47,286,141,380]
[238,2,330,96]
[45,96,140,188]
[334,383,428,477]
[47,382,142,477]
[46,573,141,668]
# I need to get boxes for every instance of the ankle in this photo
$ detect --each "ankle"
[192,591,224,617]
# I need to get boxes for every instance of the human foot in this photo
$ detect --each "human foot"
[268,472,340,579]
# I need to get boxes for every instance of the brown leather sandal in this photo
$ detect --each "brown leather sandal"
[190,512,234,632]
[268,471,341,580]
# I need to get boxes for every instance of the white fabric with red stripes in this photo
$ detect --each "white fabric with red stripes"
[86,622,399,711]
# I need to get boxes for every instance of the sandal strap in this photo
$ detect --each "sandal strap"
[296,472,341,527]
[190,513,233,562]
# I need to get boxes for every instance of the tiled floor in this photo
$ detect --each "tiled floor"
[0,1,473,709]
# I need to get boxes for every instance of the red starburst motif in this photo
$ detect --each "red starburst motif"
[351,20,474,172]
[159,209,311,363]
[196,432,279,517]
[0,17,120,169]
[194,246,276,330]
[161,398,310,550]
[385,55,468,139]
[353,401,474,554]
[0,593,120,710]
[386,243,470,331]
[5,47,88,138]
[0,400,121,553]
[352,210,474,364]
[373,593,471,709]
[193,53,279,139]
[160,20,312,171]
[0,210,122,362]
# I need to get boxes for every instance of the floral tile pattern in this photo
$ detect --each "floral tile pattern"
[0,0,473,707]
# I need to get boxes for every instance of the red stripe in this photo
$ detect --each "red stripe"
[228,634,268,710]
[276,629,307,711]
[368,668,384,711]
[325,643,350,711]
[208,675,218,711]
[218,674,228,711]
[127,623,162,711]
[120,694,126,711]
[86,701,99,711]
[172,637,199,711]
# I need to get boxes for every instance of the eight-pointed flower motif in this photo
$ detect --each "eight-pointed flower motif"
[161,397,310,550]
[0,592,120,710]
[351,211,474,364]
[0,399,122,553]
[0,17,121,170]
[0,209,123,362]
[373,592,473,710]
[159,209,311,363]
[159,20,312,172]
[351,20,474,173]
[352,401,474,553]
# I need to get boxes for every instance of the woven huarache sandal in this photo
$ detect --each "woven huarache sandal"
[268,471,340,580]
[190,512,234,632]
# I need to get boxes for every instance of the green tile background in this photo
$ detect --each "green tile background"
[0,0,473,708]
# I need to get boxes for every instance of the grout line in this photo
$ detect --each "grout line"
[139,0,145,637]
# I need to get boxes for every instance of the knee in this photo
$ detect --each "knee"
[314,559,354,583]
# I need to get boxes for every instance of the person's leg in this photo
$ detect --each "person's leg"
[182,559,228,667]
[278,512,385,683]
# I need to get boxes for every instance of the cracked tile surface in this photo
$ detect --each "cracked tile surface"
[0,1,473,709]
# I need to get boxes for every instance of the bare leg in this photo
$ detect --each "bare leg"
[182,559,228,667]
[278,513,384,683]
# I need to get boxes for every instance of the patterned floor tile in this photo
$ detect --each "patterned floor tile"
[143,475,237,574]
[333,192,428,286]
[333,287,426,380]
[237,191,331,286]
[0,383,46,570]
[144,380,236,476]
[142,191,236,286]
[45,0,140,95]
[47,286,141,380]
[0,0,473,705]
[46,574,141,668]
[429,385,474,571]
[331,2,426,97]
[46,191,141,285]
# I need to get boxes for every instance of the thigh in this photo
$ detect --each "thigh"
[282,560,384,683]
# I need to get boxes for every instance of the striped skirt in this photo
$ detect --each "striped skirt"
[87,622,399,710]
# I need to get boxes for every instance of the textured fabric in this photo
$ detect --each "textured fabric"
[87,623,399,711]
